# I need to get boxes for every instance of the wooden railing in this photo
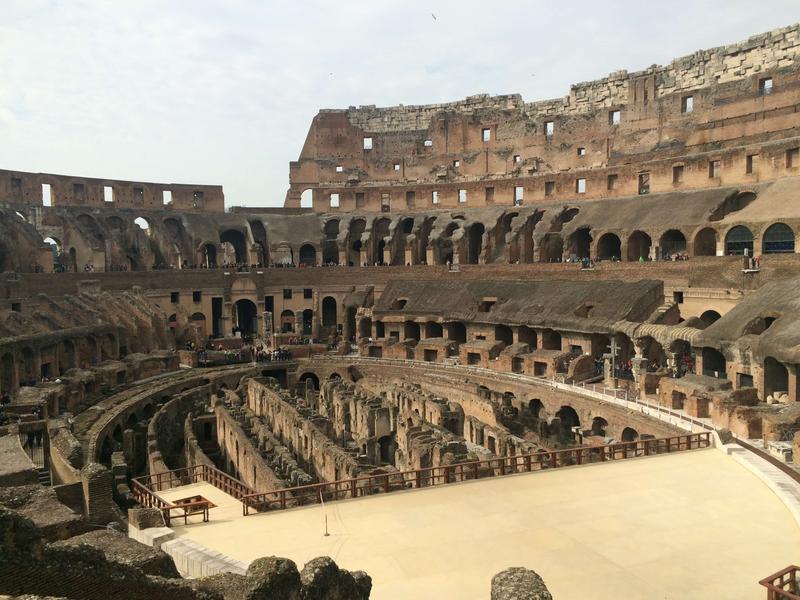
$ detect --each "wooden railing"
[241,432,711,515]
[131,464,253,525]
[760,566,800,599]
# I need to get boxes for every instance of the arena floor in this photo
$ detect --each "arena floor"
[159,449,799,599]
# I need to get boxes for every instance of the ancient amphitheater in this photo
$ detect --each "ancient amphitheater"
[3,22,800,600]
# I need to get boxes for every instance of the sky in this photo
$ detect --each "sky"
[0,1,798,208]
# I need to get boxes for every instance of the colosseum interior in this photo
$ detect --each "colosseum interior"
[4,21,800,600]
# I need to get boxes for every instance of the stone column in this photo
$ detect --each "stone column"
[312,290,321,339]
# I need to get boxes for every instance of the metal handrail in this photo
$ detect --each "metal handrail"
[240,432,710,515]
[759,565,800,599]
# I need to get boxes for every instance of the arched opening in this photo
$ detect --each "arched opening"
[764,357,789,398]
[700,310,721,328]
[627,231,652,262]
[762,223,795,254]
[272,243,294,266]
[302,309,313,335]
[639,337,667,371]
[322,296,337,328]
[621,427,639,442]
[539,233,563,262]
[249,220,269,265]
[495,324,513,346]
[467,223,484,264]
[68,247,78,272]
[555,406,580,441]
[518,326,537,348]
[348,219,367,266]
[597,233,621,261]
[725,225,754,256]
[281,310,296,333]
[591,417,608,437]
[134,217,152,236]
[323,220,340,265]
[300,189,313,208]
[693,228,718,256]
[190,312,207,339]
[447,322,467,343]
[43,237,63,270]
[701,347,727,379]
[528,399,544,420]
[425,322,443,338]
[659,229,687,258]
[404,321,420,341]
[541,329,562,351]
[220,230,247,263]
[201,243,217,268]
[234,299,258,336]
[299,244,317,267]
[298,372,320,391]
[567,228,592,260]
[375,321,386,338]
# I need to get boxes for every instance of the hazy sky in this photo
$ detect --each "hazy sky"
[0,1,798,207]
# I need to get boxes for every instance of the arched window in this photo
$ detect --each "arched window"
[725,226,754,256]
[762,223,795,254]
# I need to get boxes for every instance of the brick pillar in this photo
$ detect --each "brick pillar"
[81,463,117,526]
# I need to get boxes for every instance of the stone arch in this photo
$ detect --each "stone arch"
[597,233,621,260]
[725,225,754,256]
[322,296,337,328]
[404,321,420,341]
[133,216,152,236]
[627,231,652,262]
[299,243,317,267]
[234,299,258,336]
[539,233,563,262]
[348,219,367,266]
[495,324,513,346]
[528,399,544,420]
[700,310,721,327]
[621,427,639,442]
[762,222,795,254]
[190,312,207,339]
[555,405,580,439]
[298,372,320,390]
[220,229,247,263]
[201,243,217,268]
[466,223,484,264]
[660,229,687,257]
[447,321,467,343]
[591,416,608,437]
[281,310,296,333]
[567,228,592,259]
[425,322,443,338]
[693,227,718,256]
[764,357,789,398]
[701,347,726,378]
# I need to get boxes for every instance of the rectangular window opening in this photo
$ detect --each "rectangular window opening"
[607,174,618,191]
[638,172,650,195]
[544,181,555,197]
[575,178,586,194]
[72,183,85,197]
[513,155,521,163]
[431,190,439,205]
[363,137,373,150]
[330,193,340,208]
[406,191,415,208]
[673,165,684,184]
[746,154,759,174]
[458,189,467,204]
[42,183,52,207]
[682,95,694,113]
[485,187,494,204]
[133,187,144,203]
[355,192,365,208]
[192,291,201,303]
[104,186,114,203]
[786,148,799,169]
[759,77,773,96]
[544,121,554,137]
[709,160,721,179]
[283,289,292,299]
[303,288,313,299]
[423,139,433,147]
[335,165,343,173]
[514,186,524,205]
[482,128,491,142]
[453,160,460,168]
[381,192,390,212]
[163,190,172,206]
[577,147,586,157]
[393,163,400,171]
[609,110,621,125]
[170,292,180,304]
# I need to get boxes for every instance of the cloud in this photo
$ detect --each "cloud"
[0,0,797,206]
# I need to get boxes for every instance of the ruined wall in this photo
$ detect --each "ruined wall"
[288,24,800,211]
[0,168,224,212]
